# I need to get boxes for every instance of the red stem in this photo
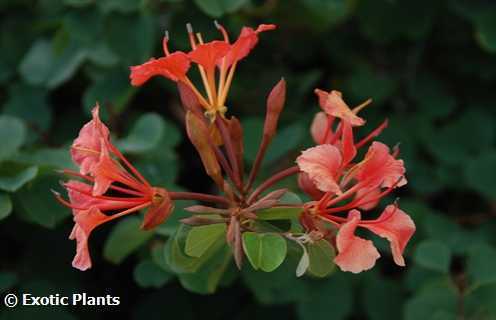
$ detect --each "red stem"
[247,166,300,204]
[169,191,230,206]
[246,135,269,192]
[216,117,242,190]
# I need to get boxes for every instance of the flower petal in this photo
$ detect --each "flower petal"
[296,144,343,194]
[311,112,332,144]
[223,24,276,68]
[188,41,230,73]
[361,205,415,266]
[70,207,110,271]
[356,141,407,189]
[334,210,380,273]
[298,172,324,200]
[141,188,174,230]
[314,89,365,126]
[130,52,190,86]
[340,120,356,165]
[70,105,110,175]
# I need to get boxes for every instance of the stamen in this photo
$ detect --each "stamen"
[162,30,170,56]
[186,23,197,49]
[352,98,372,114]
[214,20,230,43]
[219,62,237,107]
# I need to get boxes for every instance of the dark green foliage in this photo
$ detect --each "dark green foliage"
[1,0,496,319]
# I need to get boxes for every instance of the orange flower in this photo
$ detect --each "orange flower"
[296,91,415,273]
[130,22,276,119]
[57,105,174,271]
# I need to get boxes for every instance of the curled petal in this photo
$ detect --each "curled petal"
[340,121,356,165]
[188,41,230,73]
[311,112,332,144]
[223,24,276,68]
[70,207,110,271]
[354,187,381,210]
[315,89,365,126]
[334,210,380,273]
[296,144,343,194]
[298,173,324,200]
[356,141,407,189]
[130,52,190,86]
[71,105,110,175]
[141,188,174,230]
[361,205,415,266]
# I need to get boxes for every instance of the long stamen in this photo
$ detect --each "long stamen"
[109,144,152,190]
[196,33,218,106]
[186,23,196,49]
[106,201,152,222]
[219,62,237,107]
[63,182,149,203]
[183,77,212,109]
[355,119,388,149]
[60,169,145,197]
[162,31,171,56]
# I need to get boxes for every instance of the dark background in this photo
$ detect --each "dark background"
[1,0,496,319]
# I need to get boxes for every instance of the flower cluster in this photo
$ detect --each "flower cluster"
[56,23,415,276]
[296,90,415,273]
[130,22,275,120]
[55,106,173,270]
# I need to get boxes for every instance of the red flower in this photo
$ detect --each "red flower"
[296,92,415,273]
[130,52,190,86]
[57,105,174,271]
[130,23,276,119]
[334,207,415,273]
[314,89,365,127]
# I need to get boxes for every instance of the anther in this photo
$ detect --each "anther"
[186,23,193,34]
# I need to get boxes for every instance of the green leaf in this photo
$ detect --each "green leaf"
[256,192,303,220]
[302,0,355,29]
[16,173,69,228]
[0,272,17,293]
[97,0,140,13]
[178,245,232,294]
[474,11,496,53]
[297,273,353,320]
[164,224,225,274]
[0,115,27,162]
[0,165,38,192]
[103,216,154,264]
[117,113,165,153]
[242,232,287,272]
[467,244,496,288]
[105,13,155,65]
[465,151,496,200]
[244,118,304,165]
[193,0,248,17]
[296,247,310,277]
[413,240,451,273]
[3,84,52,135]
[19,39,87,89]
[133,260,173,288]
[404,281,457,320]
[83,68,136,114]
[0,192,12,221]
[13,148,75,170]
[363,273,403,320]
[185,223,226,258]
[307,240,336,277]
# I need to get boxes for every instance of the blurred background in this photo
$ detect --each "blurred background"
[1,0,496,319]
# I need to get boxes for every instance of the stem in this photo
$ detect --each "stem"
[170,192,230,206]
[216,117,242,189]
[247,166,299,204]
[245,135,269,192]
